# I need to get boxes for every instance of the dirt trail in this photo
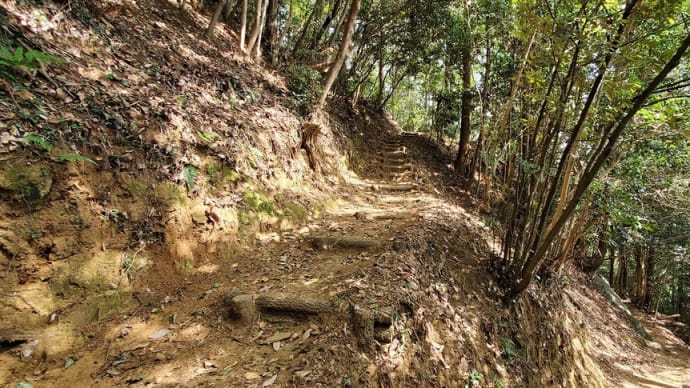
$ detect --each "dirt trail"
[4,126,690,386]
[79,133,488,387]
[2,131,491,386]
[616,312,690,388]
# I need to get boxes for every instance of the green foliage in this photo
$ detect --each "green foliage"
[59,153,96,164]
[0,39,63,80]
[464,369,483,387]
[206,163,241,187]
[196,130,220,144]
[500,337,518,360]
[23,226,42,242]
[23,134,52,152]
[182,165,200,192]
[284,64,322,113]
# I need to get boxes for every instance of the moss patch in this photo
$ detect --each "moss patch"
[281,201,308,221]
[155,181,187,205]
[243,191,277,215]
[0,163,53,201]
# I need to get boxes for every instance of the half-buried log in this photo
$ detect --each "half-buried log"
[352,305,374,350]
[370,183,417,192]
[225,292,334,323]
[256,293,333,314]
[306,236,378,250]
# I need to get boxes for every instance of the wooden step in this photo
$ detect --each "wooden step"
[369,183,417,192]
[305,236,378,251]
[386,163,413,171]
[379,155,408,162]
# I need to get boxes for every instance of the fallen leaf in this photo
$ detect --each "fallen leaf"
[64,355,78,369]
[262,374,277,387]
[272,341,281,351]
[294,370,311,378]
[264,332,291,343]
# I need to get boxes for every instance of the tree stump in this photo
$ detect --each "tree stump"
[301,123,321,171]
[227,294,257,324]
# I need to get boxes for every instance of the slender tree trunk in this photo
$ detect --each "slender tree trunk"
[310,0,343,50]
[252,0,270,59]
[634,246,647,307]
[317,0,361,109]
[246,0,264,56]
[379,71,405,110]
[608,248,615,286]
[455,41,472,175]
[272,0,293,65]
[292,0,324,54]
[617,255,628,296]
[240,0,249,51]
[206,0,230,40]
[469,36,491,180]
[493,32,536,136]
[263,0,280,57]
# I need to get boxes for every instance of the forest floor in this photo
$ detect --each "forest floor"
[1,1,689,387]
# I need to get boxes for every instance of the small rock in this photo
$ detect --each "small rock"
[148,329,170,340]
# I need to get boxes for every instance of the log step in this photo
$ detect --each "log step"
[385,163,413,169]
[353,211,414,221]
[305,235,378,251]
[370,183,417,192]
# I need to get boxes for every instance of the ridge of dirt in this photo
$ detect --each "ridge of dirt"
[1,1,689,387]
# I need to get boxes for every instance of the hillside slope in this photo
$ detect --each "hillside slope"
[1,1,689,387]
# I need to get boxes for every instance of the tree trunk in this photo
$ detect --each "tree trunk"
[246,0,265,57]
[310,0,343,50]
[634,246,645,307]
[469,35,491,180]
[272,0,293,65]
[616,255,627,296]
[239,0,248,51]
[292,0,324,54]
[608,248,615,286]
[455,41,472,175]
[206,0,230,40]
[317,0,360,108]
[253,0,270,59]
[264,0,280,56]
